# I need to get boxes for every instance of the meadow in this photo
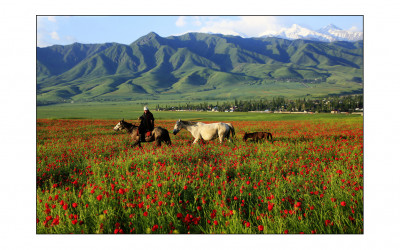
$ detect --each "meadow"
[36,113,363,234]
[37,101,362,121]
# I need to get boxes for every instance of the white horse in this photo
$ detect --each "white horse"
[172,119,235,144]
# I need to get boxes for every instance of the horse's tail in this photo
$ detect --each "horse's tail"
[227,123,235,138]
[164,128,172,145]
[268,132,273,141]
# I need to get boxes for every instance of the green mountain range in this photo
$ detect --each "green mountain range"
[37,32,363,104]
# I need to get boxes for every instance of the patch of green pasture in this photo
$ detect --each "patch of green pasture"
[37,101,363,122]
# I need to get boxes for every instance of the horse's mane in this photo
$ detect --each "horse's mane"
[180,120,198,126]
[121,120,138,133]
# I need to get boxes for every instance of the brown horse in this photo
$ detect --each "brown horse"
[243,132,273,142]
[114,119,171,147]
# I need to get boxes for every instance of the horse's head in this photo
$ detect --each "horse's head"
[172,119,182,135]
[114,118,128,131]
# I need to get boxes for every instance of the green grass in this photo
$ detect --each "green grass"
[37,101,364,121]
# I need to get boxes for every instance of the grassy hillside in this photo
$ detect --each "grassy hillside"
[37,32,363,104]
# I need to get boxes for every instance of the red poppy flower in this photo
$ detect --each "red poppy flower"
[143,211,148,217]
[52,217,59,226]
[258,225,264,231]
[325,219,332,226]
[63,204,68,210]
[340,201,346,206]
[96,195,103,201]
[72,203,78,208]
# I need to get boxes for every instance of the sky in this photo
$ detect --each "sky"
[37,16,363,47]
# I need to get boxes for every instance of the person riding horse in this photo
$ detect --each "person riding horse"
[138,106,155,142]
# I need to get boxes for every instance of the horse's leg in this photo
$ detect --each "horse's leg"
[226,131,232,142]
[193,137,200,144]
[269,133,273,143]
[219,134,224,143]
[217,129,225,143]
[131,140,139,148]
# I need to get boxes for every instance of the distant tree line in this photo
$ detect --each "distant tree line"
[156,95,363,113]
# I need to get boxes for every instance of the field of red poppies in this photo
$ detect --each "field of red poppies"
[36,117,363,234]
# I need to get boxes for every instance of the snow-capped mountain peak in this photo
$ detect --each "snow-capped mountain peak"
[260,24,362,42]
[319,24,363,41]
[318,24,343,33]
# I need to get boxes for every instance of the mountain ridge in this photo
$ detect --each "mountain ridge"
[37,32,363,104]
[261,24,363,42]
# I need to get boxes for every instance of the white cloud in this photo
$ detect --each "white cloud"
[50,31,60,40]
[65,36,77,44]
[37,17,52,47]
[349,25,362,32]
[193,17,202,26]
[183,16,283,38]
[47,16,57,22]
[37,32,51,47]
[176,16,186,27]
[37,16,72,47]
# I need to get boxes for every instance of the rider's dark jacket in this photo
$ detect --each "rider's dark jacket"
[139,111,154,134]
